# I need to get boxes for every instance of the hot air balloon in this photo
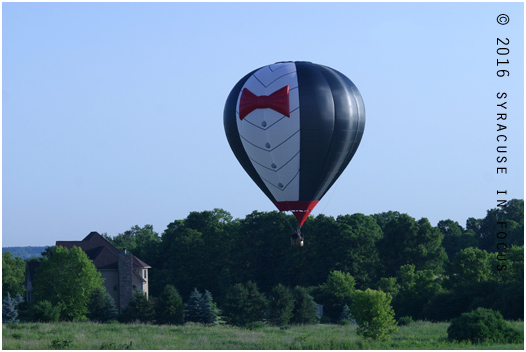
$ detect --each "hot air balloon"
[224,61,365,244]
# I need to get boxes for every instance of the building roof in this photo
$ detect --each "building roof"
[56,232,151,270]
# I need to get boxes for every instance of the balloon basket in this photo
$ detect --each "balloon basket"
[291,238,304,246]
[291,229,304,246]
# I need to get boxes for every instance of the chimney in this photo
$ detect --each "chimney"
[118,252,133,312]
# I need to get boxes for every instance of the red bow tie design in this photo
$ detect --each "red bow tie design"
[239,85,290,120]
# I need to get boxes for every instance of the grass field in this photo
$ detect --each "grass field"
[2,320,524,350]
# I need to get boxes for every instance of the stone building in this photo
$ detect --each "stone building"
[26,231,150,312]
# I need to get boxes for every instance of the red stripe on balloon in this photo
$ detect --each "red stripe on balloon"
[274,200,319,226]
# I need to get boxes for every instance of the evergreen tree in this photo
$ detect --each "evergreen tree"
[222,281,268,326]
[200,290,219,325]
[105,294,119,322]
[268,284,294,326]
[87,288,118,322]
[290,286,318,325]
[339,304,353,324]
[120,291,155,323]
[156,285,184,325]
[87,287,112,322]
[185,288,204,323]
[2,292,20,323]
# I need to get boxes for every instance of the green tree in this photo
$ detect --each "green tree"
[476,199,524,251]
[315,271,356,322]
[290,286,318,325]
[2,252,26,298]
[156,209,236,297]
[222,281,268,327]
[376,277,400,298]
[448,247,493,287]
[351,289,398,340]
[437,219,477,259]
[393,264,443,319]
[32,246,104,321]
[268,284,294,326]
[378,215,447,277]
[499,245,524,283]
[231,211,305,293]
[332,214,383,288]
[301,214,340,286]
[29,300,61,322]
[155,284,184,325]
[105,225,161,262]
[371,211,402,231]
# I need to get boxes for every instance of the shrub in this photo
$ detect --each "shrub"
[50,338,72,349]
[30,300,61,322]
[447,307,523,344]
[398,316,413,326]
[351,289,398,340]
[11,332,23,340]
[100,341,132,349]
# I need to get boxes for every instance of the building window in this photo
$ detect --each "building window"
[143,269,147,279]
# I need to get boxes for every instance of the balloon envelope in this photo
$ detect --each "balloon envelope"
[224,61,365,226]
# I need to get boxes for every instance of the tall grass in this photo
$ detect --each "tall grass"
[2,320,524,350]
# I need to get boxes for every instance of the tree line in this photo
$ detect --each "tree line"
[2,199,523,326]
[2,247,48,260]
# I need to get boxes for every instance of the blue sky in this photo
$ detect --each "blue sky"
[2,2,524,247]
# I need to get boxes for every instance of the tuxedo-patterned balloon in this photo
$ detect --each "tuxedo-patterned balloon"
[224,61,365,226]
